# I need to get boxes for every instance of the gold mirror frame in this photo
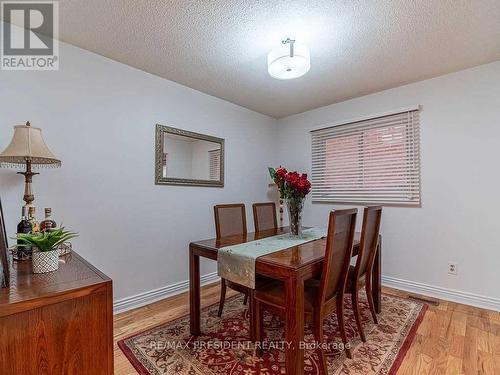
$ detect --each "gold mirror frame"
[155,124,225,187]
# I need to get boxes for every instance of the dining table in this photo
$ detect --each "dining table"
[189,227,381,375]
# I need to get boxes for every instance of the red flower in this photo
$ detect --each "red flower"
[276,167,287,179]
[271,167,311,199]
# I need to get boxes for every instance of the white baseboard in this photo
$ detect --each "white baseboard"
[113,272,220,314]
[382,275,500,312]
[114,273,500,315]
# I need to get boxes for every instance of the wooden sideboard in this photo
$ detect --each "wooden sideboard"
[0,252,113,374]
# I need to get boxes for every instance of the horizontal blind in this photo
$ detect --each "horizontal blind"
[311,109,421,205]
[209,149,220,181]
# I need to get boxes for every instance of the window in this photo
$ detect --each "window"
[208,149,220,181]
[311,109,421,206]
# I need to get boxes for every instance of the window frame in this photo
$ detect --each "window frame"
[310,107,421,207]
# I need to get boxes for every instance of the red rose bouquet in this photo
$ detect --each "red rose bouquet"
[268,167,311,235]
[269,167,311,199]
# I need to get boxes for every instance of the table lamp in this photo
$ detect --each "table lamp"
[0,121,61,206]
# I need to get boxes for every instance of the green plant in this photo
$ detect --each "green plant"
[15,227,78,253]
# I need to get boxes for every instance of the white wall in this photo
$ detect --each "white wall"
[1,24,498,310]
[0,39,278,301]
[276,62,500,306]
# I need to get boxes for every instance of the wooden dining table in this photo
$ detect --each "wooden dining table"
[189,227,381,375]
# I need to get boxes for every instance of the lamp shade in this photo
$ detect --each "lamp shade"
[0,122,61,168]
[268,41,310,80]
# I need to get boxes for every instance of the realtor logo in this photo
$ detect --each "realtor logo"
[1,1,59,70]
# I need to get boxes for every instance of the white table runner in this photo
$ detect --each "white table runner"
[217,228,327,289]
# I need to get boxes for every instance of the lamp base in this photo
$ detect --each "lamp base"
[17,159,39,207]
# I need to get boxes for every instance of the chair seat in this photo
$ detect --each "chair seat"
[255,276,276,288]
[254,279,320,312]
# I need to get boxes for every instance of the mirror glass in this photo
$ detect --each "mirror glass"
[155,125,224,187]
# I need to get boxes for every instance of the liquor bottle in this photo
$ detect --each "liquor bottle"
[40,208,57,232]
[28,206,40,234]
[17,207,32,259]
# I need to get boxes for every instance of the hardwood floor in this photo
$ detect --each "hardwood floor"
[113,283,500,375]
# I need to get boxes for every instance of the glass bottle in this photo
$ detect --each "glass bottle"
[28,206,40,234]
[40,208,57,232]
[17,206,32,259]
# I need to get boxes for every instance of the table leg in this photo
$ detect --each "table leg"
[189,247,201,336]
[372,239,382,314]
[285,275,304,375]
[249,289,255,342]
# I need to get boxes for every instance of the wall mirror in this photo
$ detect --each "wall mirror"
[155,124,224,187]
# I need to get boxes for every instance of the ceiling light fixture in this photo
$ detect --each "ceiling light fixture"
[267,37,310,80]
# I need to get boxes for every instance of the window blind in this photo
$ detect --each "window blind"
[311,109,421,206]
[208,149,220,181]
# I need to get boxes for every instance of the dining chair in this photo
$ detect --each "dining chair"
[254,208,358,370]
[345,206,382,342]
[252,202,278,232]
[214,204,251,316]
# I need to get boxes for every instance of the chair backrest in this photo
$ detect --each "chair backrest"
[214,204,247,239]
[318,208,357,306]
[354,206,382,279]
[252,202,278,232]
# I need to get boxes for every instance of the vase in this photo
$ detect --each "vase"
[32,248,59,274]
[286,198,304,236]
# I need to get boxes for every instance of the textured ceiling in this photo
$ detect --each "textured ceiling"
[31,1,500,117]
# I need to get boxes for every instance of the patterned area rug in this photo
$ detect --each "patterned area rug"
[118,293,426,374]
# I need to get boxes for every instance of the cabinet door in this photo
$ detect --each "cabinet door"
[0,289,113,374]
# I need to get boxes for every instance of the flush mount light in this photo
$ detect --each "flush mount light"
[267,37,310,80]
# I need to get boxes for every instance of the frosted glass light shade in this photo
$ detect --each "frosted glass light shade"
[267,43,310,80]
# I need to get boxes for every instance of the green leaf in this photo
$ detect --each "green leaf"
[11,228,79,252]
[268,167,276,180]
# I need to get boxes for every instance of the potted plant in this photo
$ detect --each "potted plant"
[269,167,311,236]
[16,228,78,273]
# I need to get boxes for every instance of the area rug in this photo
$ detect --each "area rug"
[118,293,427,375]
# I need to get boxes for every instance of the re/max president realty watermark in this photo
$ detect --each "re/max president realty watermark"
[1,1,59,70]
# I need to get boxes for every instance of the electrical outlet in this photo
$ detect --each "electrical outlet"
[448,262,457,275]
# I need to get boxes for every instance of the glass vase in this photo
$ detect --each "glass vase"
[286,198,304,236]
